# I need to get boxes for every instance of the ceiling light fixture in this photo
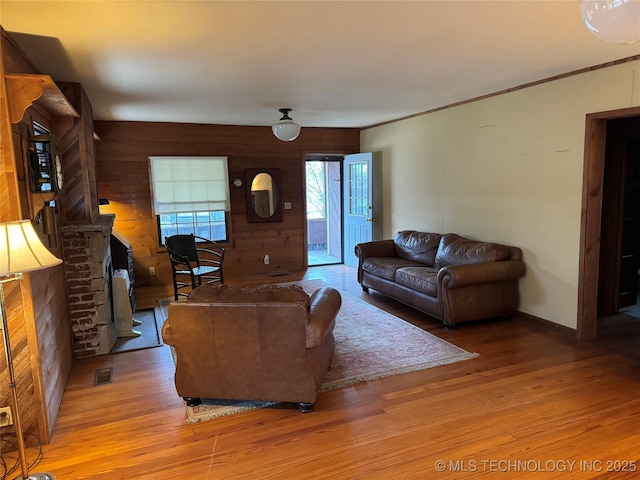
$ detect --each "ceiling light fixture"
[580,0,640,44]
[272,108,301,142]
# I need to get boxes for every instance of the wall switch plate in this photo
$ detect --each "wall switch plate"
[149,266,156,276]
[284,201,292,210]
[264,255,270,265]
[0,406,13,427]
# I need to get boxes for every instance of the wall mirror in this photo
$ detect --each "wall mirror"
[245,167,283,223]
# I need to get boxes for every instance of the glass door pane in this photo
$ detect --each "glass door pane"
[306,158,342,266]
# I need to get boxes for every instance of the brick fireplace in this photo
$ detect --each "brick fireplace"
[61,214,116,357]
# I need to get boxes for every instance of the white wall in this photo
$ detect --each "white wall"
[361,60,640,329]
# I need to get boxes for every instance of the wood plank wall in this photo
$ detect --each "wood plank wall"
[57,82,99,225]
[94,121,360,298]
[1,27,73,445]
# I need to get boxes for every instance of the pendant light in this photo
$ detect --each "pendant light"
[580,0,640,44]
[272,108,301,142]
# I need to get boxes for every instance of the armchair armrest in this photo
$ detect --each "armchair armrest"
[161,317,174,345]
[306,287,342,348]
[166,247,195,272]
[438,260,526,289]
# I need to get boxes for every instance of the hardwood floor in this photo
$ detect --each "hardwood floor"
[7,265,640,479]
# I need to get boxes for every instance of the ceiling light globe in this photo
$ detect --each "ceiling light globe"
[580,0,640,44]
[272,120,301,142]
[272,108,301,142]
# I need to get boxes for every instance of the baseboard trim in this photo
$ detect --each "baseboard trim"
[517,310,578,340]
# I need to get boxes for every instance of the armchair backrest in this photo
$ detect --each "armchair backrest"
[165,234,199,264]
[164,284,316,401]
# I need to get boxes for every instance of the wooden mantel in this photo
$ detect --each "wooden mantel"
[4,73,79,124]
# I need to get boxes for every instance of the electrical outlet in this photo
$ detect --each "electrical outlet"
[149,266,156,276]
[0,406,13,427]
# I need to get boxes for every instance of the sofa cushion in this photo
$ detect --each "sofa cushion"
[434,233,509,268]
[393,230,442,266]
[395,266,439,296]
[362,257,418,281]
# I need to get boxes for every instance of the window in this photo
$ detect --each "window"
[348,161,368,216]
[305,161,327,219]
[157,211,228,245]
[33,122,49,136]
[149,156,231,245]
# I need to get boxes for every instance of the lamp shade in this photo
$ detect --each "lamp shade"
[580,0,640,44]
[0,220,62,275]
[272,108,301,142]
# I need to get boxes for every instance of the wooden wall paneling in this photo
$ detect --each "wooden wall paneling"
[0,283,23,441]
[1,28,40,75]
[0,70,22,221]
[58,134,84,222]
[29,264,72,436]
[58,82,98,225]
[1,27,76,446]
[1,29,43,448]
[20,272,52,443]
[80,86,99,222]
[112,218,159,286]
[0,278,46,447]
[94,120,359,297]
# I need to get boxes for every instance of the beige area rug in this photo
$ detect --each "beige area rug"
[157,279,478,423]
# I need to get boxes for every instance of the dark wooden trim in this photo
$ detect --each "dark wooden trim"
[363,55,640,130]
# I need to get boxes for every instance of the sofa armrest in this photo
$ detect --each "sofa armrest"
[306,287,342,348]
[354,239,396,260]
[437,260,526,289]
[355,240,396,284]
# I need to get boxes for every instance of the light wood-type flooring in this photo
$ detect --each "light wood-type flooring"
[6,265,640,479]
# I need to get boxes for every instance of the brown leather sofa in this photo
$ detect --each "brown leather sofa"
[355,231,525,326]
[161,283,341,412]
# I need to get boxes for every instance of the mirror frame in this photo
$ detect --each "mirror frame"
[245,167,283,223]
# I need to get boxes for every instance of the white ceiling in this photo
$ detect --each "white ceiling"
[2,1,639,128]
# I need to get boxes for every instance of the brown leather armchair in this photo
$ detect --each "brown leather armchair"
[161,283,341,412]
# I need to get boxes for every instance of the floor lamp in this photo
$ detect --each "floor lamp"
[0,220,61,480]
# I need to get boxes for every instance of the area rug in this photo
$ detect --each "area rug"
[157,279,478,423]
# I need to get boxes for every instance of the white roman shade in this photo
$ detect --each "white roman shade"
[149,156,230,214]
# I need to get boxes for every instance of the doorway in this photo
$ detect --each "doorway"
[578,107,640,342]
[305,155,343,266]
[596,116,640,356]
